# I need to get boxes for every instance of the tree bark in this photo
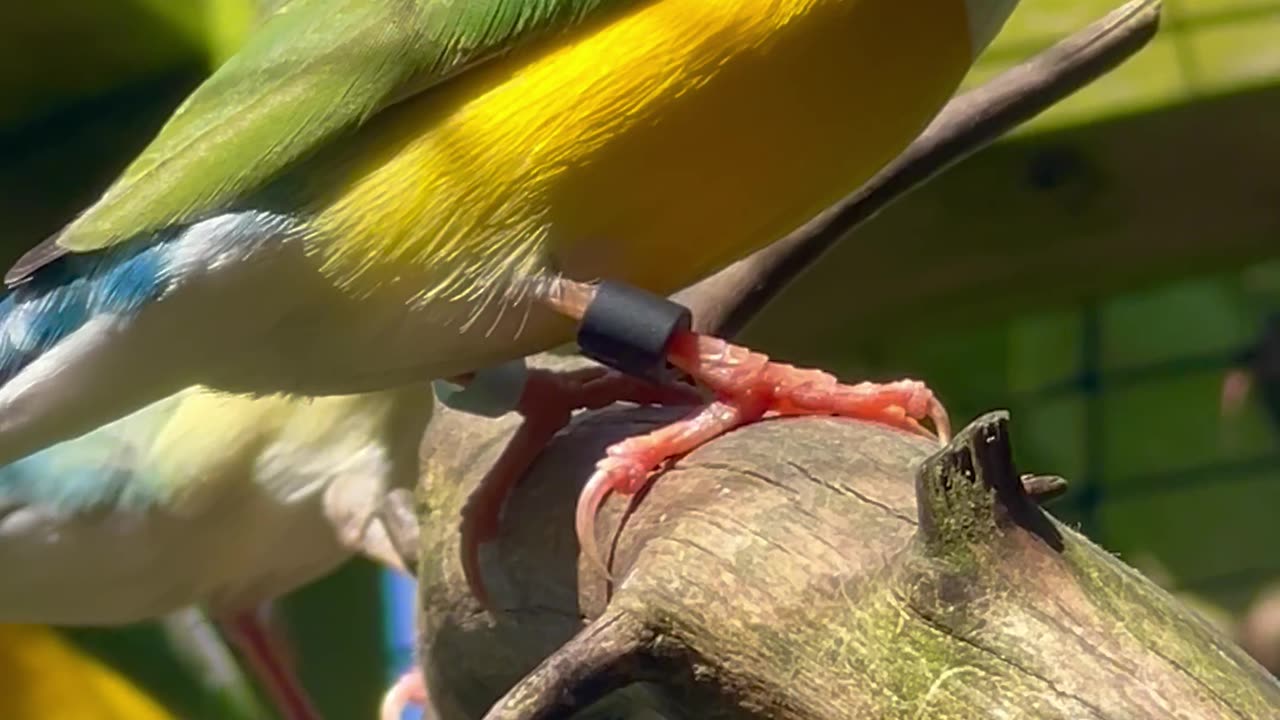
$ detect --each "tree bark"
[412,388,1280,719]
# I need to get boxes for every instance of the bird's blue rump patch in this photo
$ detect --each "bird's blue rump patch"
[0,389,183,514]
[0,448,147,515]
[0,236,176,387]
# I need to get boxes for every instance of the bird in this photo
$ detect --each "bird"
[0,0,1019,608]
[0,382,434,720]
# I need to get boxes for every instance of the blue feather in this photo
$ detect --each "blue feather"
[0,211,289,394]
[0,451,144,514]
[0,391,183,514]
[0,238,197,512]
[0,236,175,386]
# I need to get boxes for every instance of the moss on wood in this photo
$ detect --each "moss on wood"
[412,374,1279,718]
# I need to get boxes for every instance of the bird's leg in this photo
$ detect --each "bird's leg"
[457,365,700,607]
[379,669,428,720]
[539,278,951,576]
[218,607,322,720]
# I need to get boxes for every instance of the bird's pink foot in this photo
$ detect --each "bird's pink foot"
[460,367,699,607]
[574,329,950,576]
[379,669,427,720]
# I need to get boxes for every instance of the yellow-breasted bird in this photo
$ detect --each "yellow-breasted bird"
[0,0,1018,619]
[0,384,433,719]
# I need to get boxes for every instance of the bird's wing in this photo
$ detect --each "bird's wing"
[6,0,640,284]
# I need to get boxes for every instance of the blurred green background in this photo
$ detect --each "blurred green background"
[1,0,1277,717]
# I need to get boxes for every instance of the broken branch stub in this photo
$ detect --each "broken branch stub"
[915,410,1064,563]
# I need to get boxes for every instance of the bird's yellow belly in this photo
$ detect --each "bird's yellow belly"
[546,0,974,294]
[312,0,973,302]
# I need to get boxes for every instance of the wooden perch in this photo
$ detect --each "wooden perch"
[417,406,1279,719]
[399,2,1280,718]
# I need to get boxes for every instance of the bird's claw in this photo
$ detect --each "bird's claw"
[570,332,951,581]
[574,453,657,580]
[460,366,700,609]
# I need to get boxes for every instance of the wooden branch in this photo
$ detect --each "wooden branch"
[417,407,1280,719]
[479,609,656,720]
[676,0,1162,338]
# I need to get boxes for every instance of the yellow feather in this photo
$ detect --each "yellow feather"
[138,390,403,515]
[309,0,973,302]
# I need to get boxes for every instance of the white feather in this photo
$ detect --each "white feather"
[0,386,432,624]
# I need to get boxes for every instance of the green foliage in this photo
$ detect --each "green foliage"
[0,1,258,132]
[971,0,1280,132]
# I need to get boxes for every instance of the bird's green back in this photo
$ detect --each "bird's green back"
[9,0,641,282]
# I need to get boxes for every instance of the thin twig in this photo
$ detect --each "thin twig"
[482,609,654,720]
[376,488,422,572]
[676,0,1163,339]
